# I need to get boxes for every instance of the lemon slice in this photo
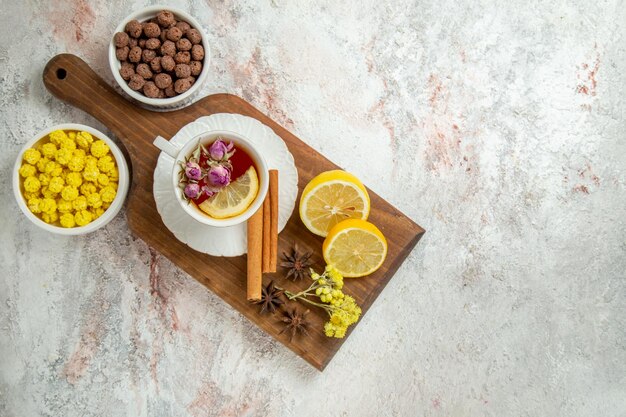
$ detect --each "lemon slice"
[322,219,387,278]
[299,170,370,237]
[198,166,259,219]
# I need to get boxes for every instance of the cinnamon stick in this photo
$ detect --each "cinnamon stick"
[246,205,263,301]
[261,193,271,273]
[269,169,279,272]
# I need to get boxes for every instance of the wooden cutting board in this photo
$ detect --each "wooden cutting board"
[43,54,425,371]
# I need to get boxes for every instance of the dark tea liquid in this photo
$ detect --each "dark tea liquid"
[192,141,257,206]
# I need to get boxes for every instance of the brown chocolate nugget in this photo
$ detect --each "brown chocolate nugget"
[154,73,172,89]
[136,63,153,79]
[138,38,146,48]
[128,46,142,63]
[128,74,145,90]
[125,20,143,38]
[161,40,176,57]
[191,44,204,61]
[119,62,135,80]
[143,22,161,38]
[166,27,183,42]
[176,38,192,51]
[189,60,202,76]
[174,77,195,94]
[164,84,176,97]
[186,29,202,45]
[157,10,176,28]
[159,29,168,42]
[142,49,156,63]
[157,89,166,98]
[115,46,130,61]
[114,32,129,48]
[143,81,160,98]
[150,56,162,73]
[175,63,191,78]
[128,38,138,48]
[174,51,191,64]
[176,21,191,33]
[161,55,175,72]
[145,38,161,50]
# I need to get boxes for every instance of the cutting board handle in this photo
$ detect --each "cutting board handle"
[43,54,152,150]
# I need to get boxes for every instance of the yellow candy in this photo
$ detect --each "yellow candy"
[108,167,119,181]
[61,186,79,201]
[36,157,50,173]
[74,210,93,226]
[66,172,83,187]
[73,149,86,158]
[72,196,88,211]
[97,155,115,173]
[60,212,76,228]
[48,176,65,193]
[49,130,68,145]
[57,199,73,213]
[90,140,109,158]
[96,173,109,187]
[23,148,41,165]
[24,176,41,193]
[92,207,105,219]
[42,211,59,224]
[102,201,111,210]
[76,131,93,149]
[80,182,97,196]
[19,164,37,178]
[40,143,57,158]
[39,198,57,214]
[54,148,72,165]
[87,192,102,208]
[59,137,76,151]
[44,161,62,177]
[68,155,85,172]
[108,182,118,191]
[41,186,58,199]
[100,186,117,203]
[68,132,77,140]
[83,166,99,182]
[85,155,98,166]
[38,173,51,186]
[27,198,42,214]
[23,191,39,200]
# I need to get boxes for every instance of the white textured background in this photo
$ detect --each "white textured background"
[1,1,625,416]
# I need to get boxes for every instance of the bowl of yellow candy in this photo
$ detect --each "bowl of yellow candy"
[12,124,130,235]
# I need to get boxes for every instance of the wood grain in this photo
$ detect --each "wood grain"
[43,54,425,371]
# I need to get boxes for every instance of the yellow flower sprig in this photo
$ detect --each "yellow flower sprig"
[281,265,361,339]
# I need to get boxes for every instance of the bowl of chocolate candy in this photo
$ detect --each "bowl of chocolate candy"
[109,6,210,110]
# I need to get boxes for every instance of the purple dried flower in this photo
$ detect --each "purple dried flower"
[184,183,201,199]
[185,161,202,180]
[208,164,231,187]
[209,139,234,161]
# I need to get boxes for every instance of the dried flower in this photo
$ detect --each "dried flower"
[279,308,310,342]
[281,245,313,281]
[252,281,284,314]
[207,164,231,187]
[184,183,201,199]
[209,139,235,161]
[184,161,202,180]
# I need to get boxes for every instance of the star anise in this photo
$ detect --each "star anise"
[252,281,284,314]
[280,244,313,281]
[279,308,310,342]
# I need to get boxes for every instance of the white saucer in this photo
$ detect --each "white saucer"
[153,113,298,256]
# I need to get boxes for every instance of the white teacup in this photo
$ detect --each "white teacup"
[154,130,269,227]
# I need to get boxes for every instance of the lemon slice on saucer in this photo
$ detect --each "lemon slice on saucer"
[322,219,387,278]
[299,170,370,237]
[199,166,259,219]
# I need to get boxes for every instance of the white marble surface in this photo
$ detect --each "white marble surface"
[1,1,625,416]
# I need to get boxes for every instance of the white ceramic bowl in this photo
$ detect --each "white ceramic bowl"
[108,5,211,111]
[12,124,130,235]
[153,130,269,228]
